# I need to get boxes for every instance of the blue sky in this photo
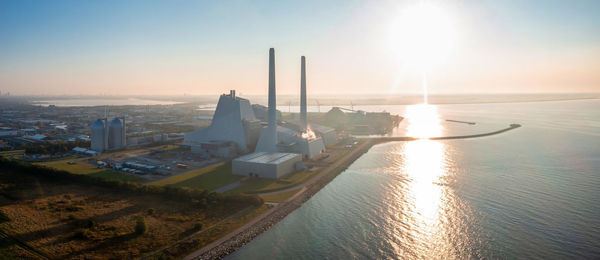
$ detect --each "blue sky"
[1,0,599,95]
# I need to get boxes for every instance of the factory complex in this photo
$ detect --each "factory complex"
[186,48,335,179]
[90,117,126,152]
[80,48,401,181]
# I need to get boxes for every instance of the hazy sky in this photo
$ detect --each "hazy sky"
[1,0,599,96]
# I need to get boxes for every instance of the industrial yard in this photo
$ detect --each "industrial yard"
[0,48,403,259]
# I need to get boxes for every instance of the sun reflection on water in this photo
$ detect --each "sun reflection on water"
[406,104,442,138]
[399,103,449,257]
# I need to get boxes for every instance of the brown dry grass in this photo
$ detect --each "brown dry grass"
[0,172,253,259]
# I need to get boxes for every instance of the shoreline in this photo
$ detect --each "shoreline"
[19,95,600,108]
[187,124,521,260]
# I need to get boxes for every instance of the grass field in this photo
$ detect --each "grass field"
[41,161,104,175]
[228,170,317,193]
[148,162,226,186]
[0,169,257,259]
[40,161,146,183]
[170,162,244,191]
[259,189,302,203]
[148,204,269,258]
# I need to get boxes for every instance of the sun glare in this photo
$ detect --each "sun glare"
[389,2,457,72]
[406,104,442,138]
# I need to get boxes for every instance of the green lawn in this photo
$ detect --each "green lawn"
[40,161,146,183]
[42,161,104,175]
[149,162,225,186]
[87,170,147,183]
[228,170,316,193]
[171,162,244,191]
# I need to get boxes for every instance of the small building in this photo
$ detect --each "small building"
[232,152,302,179]
[26,134,48,141]
[123,161,157,173]
[309,123,337,146]
[275,126,325,159]
[282,121,337,147]
[72,147,99,156]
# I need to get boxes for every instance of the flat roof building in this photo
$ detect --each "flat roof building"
[232,152,302,179]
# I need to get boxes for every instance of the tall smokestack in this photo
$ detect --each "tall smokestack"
[267,48,278,149]
[300,56,307,132]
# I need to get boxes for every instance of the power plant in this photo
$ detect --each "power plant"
[254,48,280,153]
[184,48,337,178]
[184,90,261,157]
[90,117,126,153]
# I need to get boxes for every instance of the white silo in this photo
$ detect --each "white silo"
[121,117,126,148]
[108,118,123,149]
[91,119,106,152]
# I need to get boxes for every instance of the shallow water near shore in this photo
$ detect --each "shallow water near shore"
[228,99,600,259]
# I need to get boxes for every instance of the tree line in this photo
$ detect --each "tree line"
[0,158,263,208]
[21,140,90,155]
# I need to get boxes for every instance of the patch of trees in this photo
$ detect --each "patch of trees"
[0,158,263,208]
[21,140,90,155]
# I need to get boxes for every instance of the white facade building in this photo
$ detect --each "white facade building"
[232,152,302,179]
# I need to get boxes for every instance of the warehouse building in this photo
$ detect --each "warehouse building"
[232,152,302,179]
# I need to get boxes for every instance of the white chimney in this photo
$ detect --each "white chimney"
[300,56,307,132]
[267,48,278,149]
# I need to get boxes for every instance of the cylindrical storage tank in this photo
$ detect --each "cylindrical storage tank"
[90,119,105,152]
[108,118,123,149]
[127,137,138,146]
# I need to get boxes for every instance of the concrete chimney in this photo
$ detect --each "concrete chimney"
[300,56,307,132]
[267,48,278,148]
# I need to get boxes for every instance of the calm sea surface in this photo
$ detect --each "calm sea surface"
[229,99,600,259]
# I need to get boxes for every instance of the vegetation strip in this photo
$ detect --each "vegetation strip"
[149,162,225,186]
[0,158,264,259]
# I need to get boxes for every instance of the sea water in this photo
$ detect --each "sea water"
[229,99,600,259]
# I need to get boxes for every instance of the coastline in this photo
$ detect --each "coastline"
[186,124,521,260]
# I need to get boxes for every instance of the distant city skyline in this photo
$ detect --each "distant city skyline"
[1,0,599,96]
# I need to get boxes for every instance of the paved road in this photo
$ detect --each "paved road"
[214,181,243,193]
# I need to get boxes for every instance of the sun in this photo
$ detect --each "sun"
[389,2,457,72]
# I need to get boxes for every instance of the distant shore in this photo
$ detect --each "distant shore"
[187,124,522,260]
[4,93,599,107]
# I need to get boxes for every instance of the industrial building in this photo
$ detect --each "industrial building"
[310,123,337,146]
[184,90,261,157]
[90,117,126,153]
[188,49,331,178]
[252,104,281,122]
[276,126,325,159]
[282,121,337,147]
[255,54,328,159]
[232,152,302,179]
[232,48,308,179]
